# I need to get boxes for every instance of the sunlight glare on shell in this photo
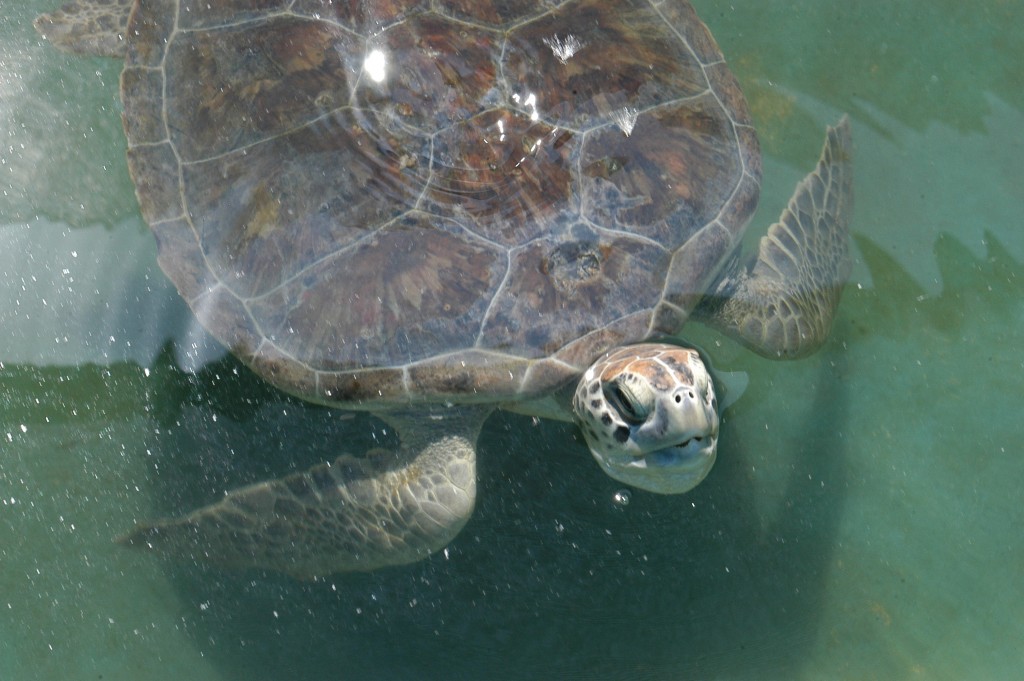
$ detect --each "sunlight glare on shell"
[363,49,387,84]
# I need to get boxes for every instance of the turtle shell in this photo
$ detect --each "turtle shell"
[120,0,760,406]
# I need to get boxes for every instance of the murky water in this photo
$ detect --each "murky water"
[2,1,1022,679]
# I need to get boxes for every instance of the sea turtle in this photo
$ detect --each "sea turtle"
[36,0,852,578]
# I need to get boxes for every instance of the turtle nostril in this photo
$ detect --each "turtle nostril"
[674,394,681,403]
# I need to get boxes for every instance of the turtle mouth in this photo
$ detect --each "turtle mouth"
[589,431,718,494]
[627,435,716,470]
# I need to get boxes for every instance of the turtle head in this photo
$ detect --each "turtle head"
[573,344,719,495]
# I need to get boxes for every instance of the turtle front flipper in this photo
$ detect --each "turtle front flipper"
[695,117,853,359]
[118,408,487,579]
[34,0,133,58]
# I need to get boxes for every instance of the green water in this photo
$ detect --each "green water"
[2,1,1022,679]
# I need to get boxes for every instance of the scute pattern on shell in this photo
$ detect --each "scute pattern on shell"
[121,0,761,405]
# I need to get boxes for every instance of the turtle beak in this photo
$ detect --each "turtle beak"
[627,436,718,492]
[595,437,717,495]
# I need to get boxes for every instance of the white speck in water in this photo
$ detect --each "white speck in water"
[612,489,631,506]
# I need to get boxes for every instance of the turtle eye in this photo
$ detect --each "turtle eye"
[605,381,644,425]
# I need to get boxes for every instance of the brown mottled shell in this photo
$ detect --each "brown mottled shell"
[121,0,760,406]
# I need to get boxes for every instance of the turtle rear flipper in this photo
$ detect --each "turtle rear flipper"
[117,409,485,579]
[696,117,853,359]
[34,0,132,58]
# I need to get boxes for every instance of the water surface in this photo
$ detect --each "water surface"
[2,1,1022,679]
